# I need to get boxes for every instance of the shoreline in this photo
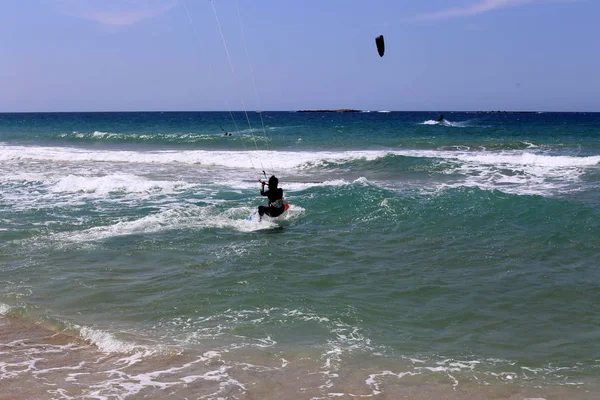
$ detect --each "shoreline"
[1,315,598,399]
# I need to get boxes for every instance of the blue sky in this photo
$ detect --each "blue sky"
[1,0,598,112]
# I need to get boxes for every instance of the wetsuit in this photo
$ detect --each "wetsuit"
[258,187,285,218]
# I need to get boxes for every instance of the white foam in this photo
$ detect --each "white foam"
[84,359,244,399]
[283,309,330,323]
[0,303,11,315]
[2,142,596,206]
[0,144,387,171]
[217,178,355,192]
[0,144,401,172]
[2,172,48,184]
[5,143,596,175]
[455,151,600,168]
[421,149,600,196]
[365,371,415,395]
[66,130,269,142]
[421,119,468,127]
[49,173,191,195]
[30,204,305,247]
[79,326,148,354]
[46,207,196,244]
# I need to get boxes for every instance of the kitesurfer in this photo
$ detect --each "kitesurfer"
[437,114,445,122]
[258,175,285,220]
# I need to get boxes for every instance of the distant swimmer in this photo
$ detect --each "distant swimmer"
[258,175,286,221]
[437,114,445,122]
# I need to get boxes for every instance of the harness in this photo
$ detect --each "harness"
[270,199,283,209]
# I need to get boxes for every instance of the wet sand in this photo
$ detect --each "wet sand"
[1,316,597,400]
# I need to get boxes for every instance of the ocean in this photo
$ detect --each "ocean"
[0,111,599,399]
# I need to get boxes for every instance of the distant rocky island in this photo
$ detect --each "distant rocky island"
[473,110,539,114]
[296,109,361,113]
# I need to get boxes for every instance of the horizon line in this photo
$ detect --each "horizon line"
[0,109,598,114]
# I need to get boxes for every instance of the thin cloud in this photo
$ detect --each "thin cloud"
[408,0,550,22]
[58,0,177,27]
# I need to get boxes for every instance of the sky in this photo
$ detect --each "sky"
[1,0,598,112]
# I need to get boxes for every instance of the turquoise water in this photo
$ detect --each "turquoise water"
[1,111,600,398]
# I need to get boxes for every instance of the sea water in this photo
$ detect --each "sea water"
[1,111,599,399]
